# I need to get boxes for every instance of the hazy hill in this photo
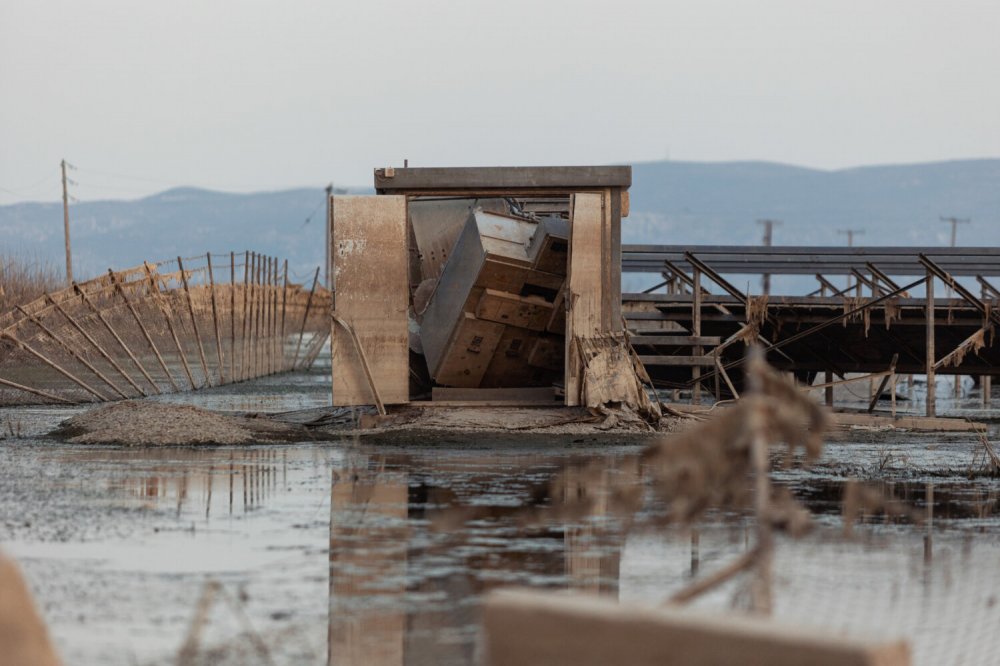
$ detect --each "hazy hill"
[1,159,998,284]
[625,158,1000,248]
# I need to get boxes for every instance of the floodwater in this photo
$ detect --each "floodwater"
[2,362,1000,665]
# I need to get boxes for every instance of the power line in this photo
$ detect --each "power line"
[0,167,63,196]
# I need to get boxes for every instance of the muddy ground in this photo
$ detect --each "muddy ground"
[1,359,999,665]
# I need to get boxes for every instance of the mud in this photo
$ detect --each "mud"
[1,360,1000,665]
[50,401,330,446]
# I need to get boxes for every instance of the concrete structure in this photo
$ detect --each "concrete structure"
[330,166,644,410]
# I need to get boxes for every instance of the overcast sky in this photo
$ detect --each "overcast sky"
[2,0,998,203]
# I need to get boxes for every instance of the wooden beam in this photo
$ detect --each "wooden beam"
[629,335,722,346]
[868,353,898,413]
[926,271,936,417]
[374,165,631,193]
[431,387,556,402]
[638,355,717,367]
[482,589,910,666]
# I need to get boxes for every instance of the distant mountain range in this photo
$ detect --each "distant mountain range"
[1,159,998,286]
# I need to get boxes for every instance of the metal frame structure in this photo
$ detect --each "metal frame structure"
[623,244,1000,417]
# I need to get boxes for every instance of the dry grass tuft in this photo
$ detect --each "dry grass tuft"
[0,254,63,315]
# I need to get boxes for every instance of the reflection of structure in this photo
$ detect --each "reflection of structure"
[326,452,631,666]
[327,459,408,666]
[60,447,286,517]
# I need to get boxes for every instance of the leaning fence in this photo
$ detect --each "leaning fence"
[0,252,331,405]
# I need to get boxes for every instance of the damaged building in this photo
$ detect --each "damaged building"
[329,166,654,413]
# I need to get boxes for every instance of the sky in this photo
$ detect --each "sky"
[1,0,999,204]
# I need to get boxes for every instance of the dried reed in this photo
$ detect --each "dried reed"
[0,254,62,315]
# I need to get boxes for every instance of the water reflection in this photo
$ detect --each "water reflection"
[326,451,633,666]
[37,443,1000,666]
[57,447,290,516]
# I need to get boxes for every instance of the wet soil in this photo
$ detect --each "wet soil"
[50,401,333,446]
[1,360,999,665]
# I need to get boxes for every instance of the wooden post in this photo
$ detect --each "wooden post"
[301,329,330,370]
[2,332,107,402]
[254,254,264,376]
[245,253,258,379]
[14,305,128,399]
[207,253,225,384]
[0,373,77,404]
[824,371,833,407]
[982,284,991,410]
[230,252,237,382]
[47,294,146,396]
[692,268,702,405]
[891,371,897,418]
[292,267,321,369]
[145,262,197,389]
[108,269,180,391]
[280,259,289,370]
[241,252,251,381]
[74,283,158,394]
[262,256,271,375]
[926,271,936,417]
[269,257,277,375]
[177,256,212,386]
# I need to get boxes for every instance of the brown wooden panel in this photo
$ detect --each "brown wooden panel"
[565,192,606,405]
[331,196,409,405]
[476,289,553,331]
[483,590,911,666]
[374,166,632,193]
[481,327,548,388]
[475,259,529,295]
[637,355,716,367]
[433,313,504,387]
[431,386,556,402]
[527,335,564,371]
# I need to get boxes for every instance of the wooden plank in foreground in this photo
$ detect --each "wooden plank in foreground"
[482,589,910,666]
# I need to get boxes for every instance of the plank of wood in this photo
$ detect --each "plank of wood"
[630,335,722,346]
[832,411,984,432]
[374,166,632,192]
[406,400,560,408]
[483,589,910,666]
[431,386,556,402]
[432,313,505,388]
[331,195,409,405]
[476,289,554,332]
[565,192,605,405]
[638,355,716,367]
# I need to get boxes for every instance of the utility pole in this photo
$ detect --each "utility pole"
[940,216,970,396]
[837,228,864,248]
[756,219,781,295]
[324,183,333,289]
[940,216,970,248]
[61,159,73,286]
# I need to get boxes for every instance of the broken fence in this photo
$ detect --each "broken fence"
[0,252,331,405]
